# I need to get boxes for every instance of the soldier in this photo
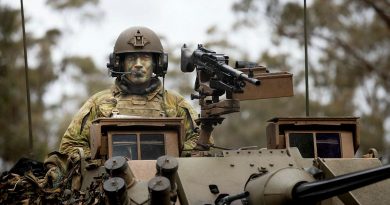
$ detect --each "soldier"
[44,26,201,185]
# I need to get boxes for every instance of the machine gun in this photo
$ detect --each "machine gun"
[181,44,260,95]
[181,44,260,150]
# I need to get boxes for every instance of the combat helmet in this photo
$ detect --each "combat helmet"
[107,26,168,77]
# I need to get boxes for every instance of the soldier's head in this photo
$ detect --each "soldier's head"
[107,26,168,86]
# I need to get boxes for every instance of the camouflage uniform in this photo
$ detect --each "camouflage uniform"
[59,78,199,157]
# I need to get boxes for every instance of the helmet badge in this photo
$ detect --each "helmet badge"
[128,29,149,48]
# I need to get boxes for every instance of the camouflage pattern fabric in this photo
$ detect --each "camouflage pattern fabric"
[58,79,199,158]
[0,168,105,204]
[0,157,101,204]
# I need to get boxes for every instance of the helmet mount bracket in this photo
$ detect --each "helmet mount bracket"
[128,30,150,48]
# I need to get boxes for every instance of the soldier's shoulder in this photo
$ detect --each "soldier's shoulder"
[88,89,113,103]
[165,89,195,110]
[165,89,185,101]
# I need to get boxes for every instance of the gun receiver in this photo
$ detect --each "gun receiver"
[181,44,260,150]
[181,44,260,94]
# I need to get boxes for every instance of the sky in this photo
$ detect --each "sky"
[5,0,272,67]
[3,0,278,108]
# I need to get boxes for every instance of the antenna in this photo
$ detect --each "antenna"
[304,0,310,116]
[20,0,34,157]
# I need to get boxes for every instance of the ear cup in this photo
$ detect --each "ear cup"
[155,53,168,77]
[107,53,124,77]
[107,53,117,77]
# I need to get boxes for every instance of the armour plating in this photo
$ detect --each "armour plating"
[115,94,164,117]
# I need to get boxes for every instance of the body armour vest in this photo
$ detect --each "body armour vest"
[99,78,168,118]
[114,93,165,117]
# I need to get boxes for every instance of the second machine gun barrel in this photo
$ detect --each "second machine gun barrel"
[245,163,390,205]
[292,163,390,204]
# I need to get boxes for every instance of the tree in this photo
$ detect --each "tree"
[0,4,37,166]
[228,0,390,158]
[0,0,106,170]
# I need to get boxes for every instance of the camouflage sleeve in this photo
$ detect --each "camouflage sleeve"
[177,97,215,150]
[59,97,96,157]
[177,99,199,151]
[165,90,210,151]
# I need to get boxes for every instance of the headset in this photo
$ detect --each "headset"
[107,52,168,78]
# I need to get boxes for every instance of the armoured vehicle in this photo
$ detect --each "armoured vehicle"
[2,44,390,205]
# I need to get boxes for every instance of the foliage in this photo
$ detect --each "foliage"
[0,1,106,169]
[0,4,48,165]
[46,0,99,10]
[224,0,390,158]
[162,36,195,96]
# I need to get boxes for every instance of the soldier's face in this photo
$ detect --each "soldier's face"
[124,53,153,85]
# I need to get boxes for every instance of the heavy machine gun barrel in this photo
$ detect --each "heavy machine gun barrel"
[292,164,390,203]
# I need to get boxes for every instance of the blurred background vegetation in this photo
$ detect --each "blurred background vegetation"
[0,0,389,170]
